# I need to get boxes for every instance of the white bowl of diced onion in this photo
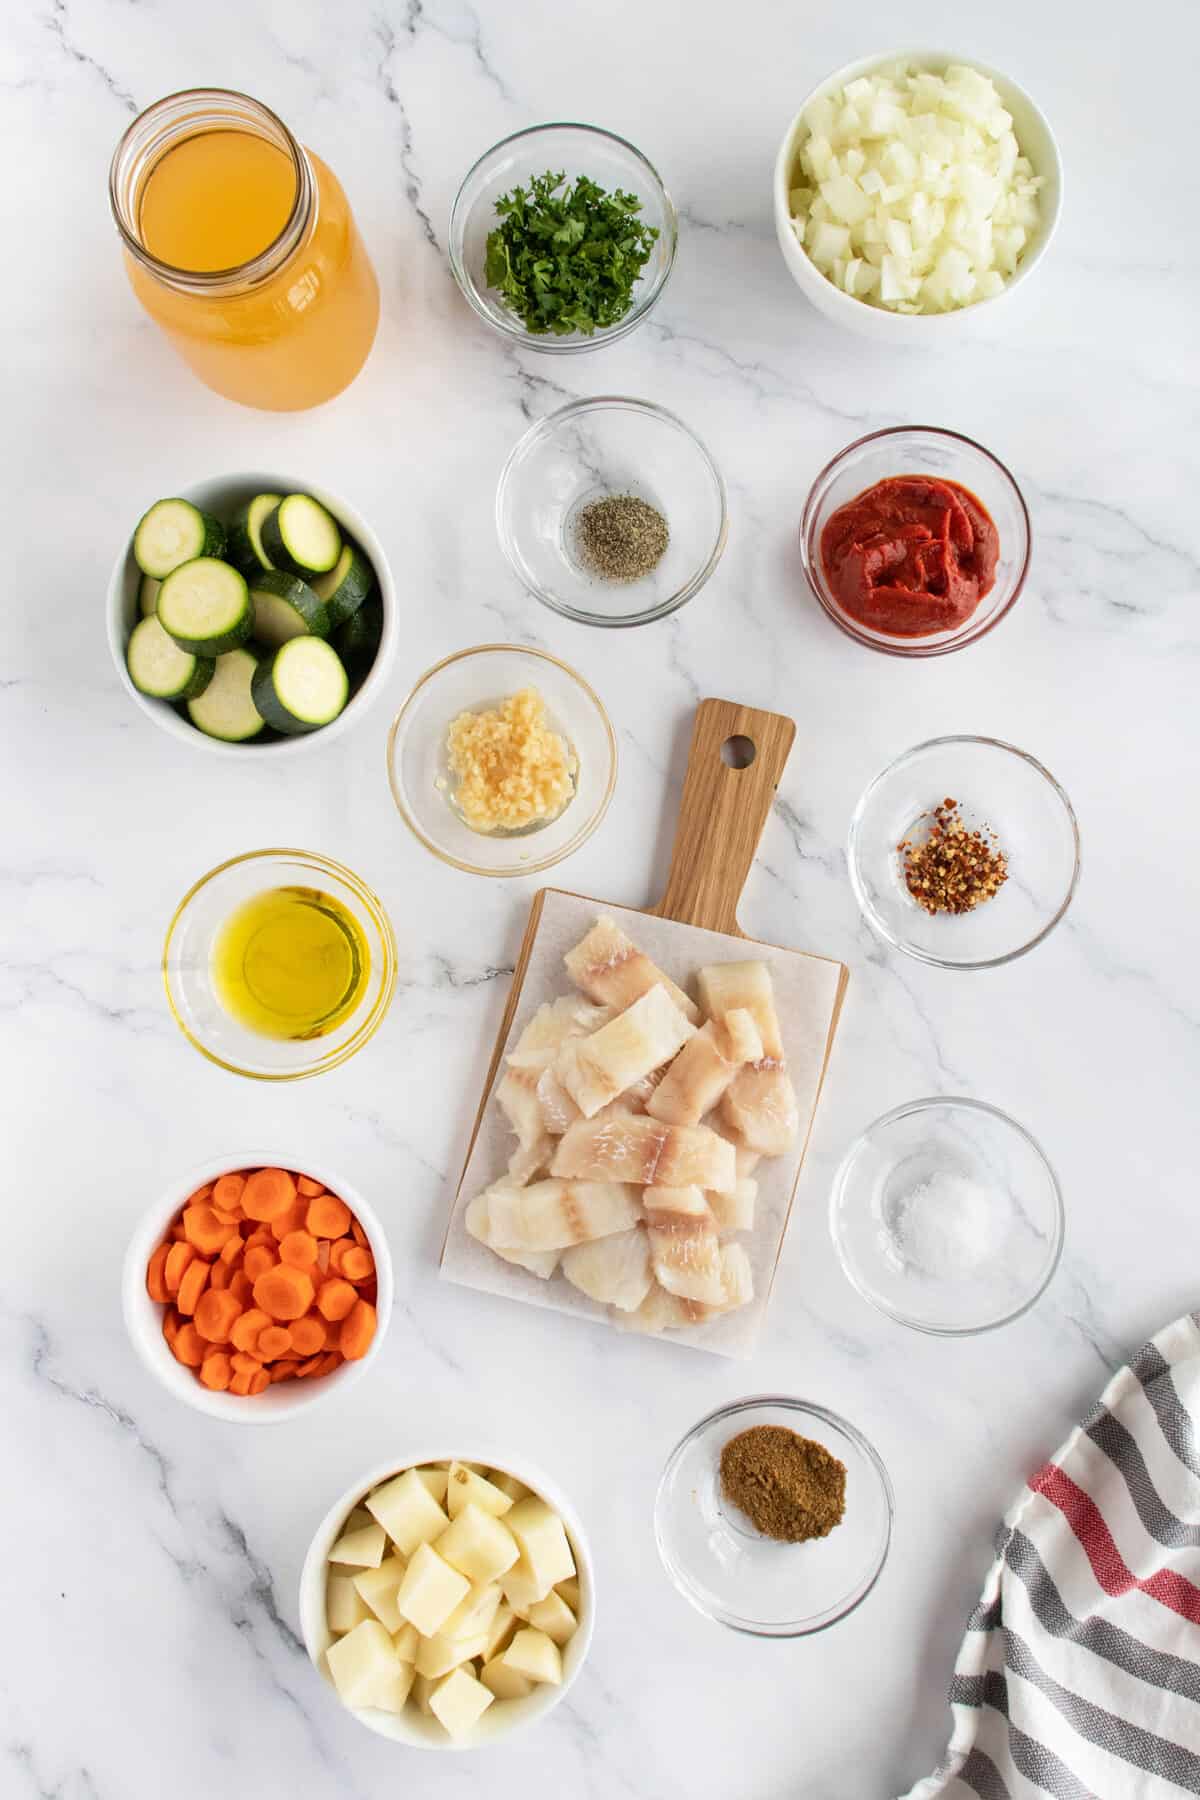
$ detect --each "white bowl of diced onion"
[299,1451,595,1749]
[773,51,1062,340]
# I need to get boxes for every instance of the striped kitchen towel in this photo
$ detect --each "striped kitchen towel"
[904,1311,1200,1799]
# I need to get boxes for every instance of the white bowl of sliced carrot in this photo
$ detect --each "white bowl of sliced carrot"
[122,1154,393,1422]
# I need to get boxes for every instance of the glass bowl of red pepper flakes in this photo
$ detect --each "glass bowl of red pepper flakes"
[848,735,1080,968]
[800,425,1031,655]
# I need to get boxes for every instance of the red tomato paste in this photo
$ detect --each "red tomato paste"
[819,475,1000,637]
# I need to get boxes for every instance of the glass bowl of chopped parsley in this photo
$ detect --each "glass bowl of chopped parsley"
[449,123,677,351]
[497,397,728,627]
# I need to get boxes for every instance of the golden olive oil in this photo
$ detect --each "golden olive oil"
[212,886,369,1041]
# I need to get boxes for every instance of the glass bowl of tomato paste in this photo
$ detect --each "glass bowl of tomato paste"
[800,426,1030,655]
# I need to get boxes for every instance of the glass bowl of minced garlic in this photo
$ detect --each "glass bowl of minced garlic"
[386,645,617,876]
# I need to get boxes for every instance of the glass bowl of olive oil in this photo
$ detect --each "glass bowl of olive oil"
[163,849,397,1079]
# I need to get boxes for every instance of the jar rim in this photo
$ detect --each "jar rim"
[108,87,312,293]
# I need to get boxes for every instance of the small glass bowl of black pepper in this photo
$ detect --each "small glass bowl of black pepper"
[497,397,728,626]
[849,736,1081,969]
[654,1397,894,1637]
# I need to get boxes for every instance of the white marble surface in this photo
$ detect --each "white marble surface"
[5,0,1199,1794]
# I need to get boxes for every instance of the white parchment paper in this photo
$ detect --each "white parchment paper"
[440,892,846,1357]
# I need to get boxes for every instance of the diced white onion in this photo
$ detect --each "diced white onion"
[789,60,1044,313]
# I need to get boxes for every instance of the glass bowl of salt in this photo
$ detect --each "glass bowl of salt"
[829,1097,1064,1334]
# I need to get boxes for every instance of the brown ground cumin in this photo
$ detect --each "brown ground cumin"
[719,1424,847,1543]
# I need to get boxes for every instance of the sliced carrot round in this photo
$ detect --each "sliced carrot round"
[183,1204,236,1256]
[270,1359,300,1383]
[174,1322,207,1368]
[306,1192,351,1238]
[218,1234,244,1269]
[243,1244,277,1283]
[208,1259,233,1291]
[296,1174,324,1198]
[194,1287,243,1344]
[269,1200,306,1243]
[339,1298,376,1361]
[230,1350,263,1376]
[229,1270,253,1307]
[279,1230,318,1273]
[248,1369,270,1395]
[256,1325,292,1360]
[288,1314,325,1356]
[316,1277,357,1322]
[176,1257,211,1317]
[212,1172,246,1213]
[351,1218,369,1249]
[253,1264,314,1322]
[146,1242,171,1305]
[164,1240,195,1295]
[340,1245,374,1283]
[186,1183,215,1207]
[242,1167,297,1223]
[230,1308,270,1354]
[199,1352,232,1391]
[161,1307,180,1347]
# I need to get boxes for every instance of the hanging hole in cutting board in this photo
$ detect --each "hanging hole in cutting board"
[721,735,757,769]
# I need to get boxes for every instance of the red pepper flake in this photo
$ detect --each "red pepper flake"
[898,800,1008,917]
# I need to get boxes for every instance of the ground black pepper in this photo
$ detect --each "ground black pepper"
[576,493,669,581]
[719,1424,847,1544]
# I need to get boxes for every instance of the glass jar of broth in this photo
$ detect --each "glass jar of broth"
[108,89,379,411]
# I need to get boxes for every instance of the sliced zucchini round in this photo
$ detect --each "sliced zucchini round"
[252,638,348,734]
[187,648,266,742]
[157,557,252,656]
[311,541,375,629]
[227,492,281,575]
[261,494,342,577]
[335,595,383,671]
[133,498,225,579]
[249,571,330,649]
[138,573,162,618]
[127,615,214,701]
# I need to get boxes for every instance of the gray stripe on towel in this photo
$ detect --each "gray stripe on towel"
[1085,1411,1200,1548]
[1004,1628,1200,1793]
[1130,1343,1200,1482]
[1007,1528,1200,1704]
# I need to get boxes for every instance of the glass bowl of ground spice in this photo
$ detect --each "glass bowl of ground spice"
[497,397,728,626]
[654,1397,893,1636]
[849,735,1080,968]
[830,1097,1065,1334]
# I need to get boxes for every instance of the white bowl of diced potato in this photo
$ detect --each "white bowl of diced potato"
[772,49,1062,342]
[300,1453,594,1748]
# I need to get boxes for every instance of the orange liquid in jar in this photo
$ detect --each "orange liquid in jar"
[127,128,379,411]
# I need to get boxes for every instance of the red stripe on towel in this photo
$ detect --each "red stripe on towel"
[1030,1463,1200,1626]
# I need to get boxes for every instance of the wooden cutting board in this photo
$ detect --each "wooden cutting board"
[442,698,850,1356]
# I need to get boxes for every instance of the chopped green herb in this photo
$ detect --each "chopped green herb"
[484,170,659,337]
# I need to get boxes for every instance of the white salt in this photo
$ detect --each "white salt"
[882,1171,1008,1281]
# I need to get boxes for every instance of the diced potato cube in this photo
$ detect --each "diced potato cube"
[346,1505,373,1531]
[415,1466,449,1504]
[483,1601,518,1661]
[525,1590,576,1647]
[429,1666,495,1741]
[392,1622,419,1663]
[396,1542,471,1637]
[352,1556,407,1633]
[370,1660,415,1713]
[412,1672,436,1716]
[415,1628,489,1680]
[500,1557,545,1615]
[504,1498,575,1597]
[327,1572,372,1635]
[326,1619,401,1708]
[556,1576,581,1613]
[366,1470,449,1557]
[446,1462,515,1520]
[442,1580,504,1643]
[328,1523,387,1568]
[436,1503,519,1585]
[488,1470,531,1502]
[504,1626,562,1686]
[481,1655,534,1701]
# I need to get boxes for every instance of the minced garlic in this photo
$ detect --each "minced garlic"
[445,688,577,835]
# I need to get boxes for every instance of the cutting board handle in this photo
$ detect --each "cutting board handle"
[651,698,796,938]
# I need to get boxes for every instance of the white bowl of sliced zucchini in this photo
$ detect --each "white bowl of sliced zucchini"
[299,1451,594,1748]
[107,474,397,756]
